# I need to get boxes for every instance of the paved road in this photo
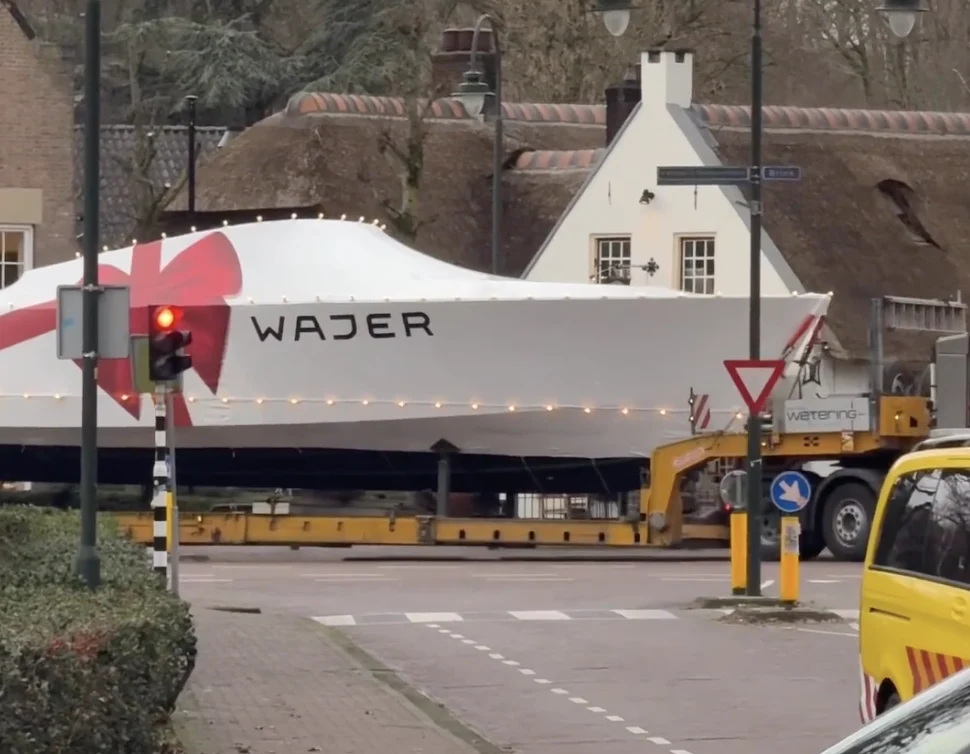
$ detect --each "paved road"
[175,552,863,754]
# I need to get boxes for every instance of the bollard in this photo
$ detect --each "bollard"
[780,516,800,604]
[730,510,748,595]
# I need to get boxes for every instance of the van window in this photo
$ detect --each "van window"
[873,469,970,585]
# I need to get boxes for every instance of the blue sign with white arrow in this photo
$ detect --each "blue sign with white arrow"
[770,470,812,514]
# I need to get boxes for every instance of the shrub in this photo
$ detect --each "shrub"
[0,506,196,754]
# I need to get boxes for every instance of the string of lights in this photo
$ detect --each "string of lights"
[0,393,748,418]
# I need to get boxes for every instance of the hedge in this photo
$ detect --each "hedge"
[0,506,197,754]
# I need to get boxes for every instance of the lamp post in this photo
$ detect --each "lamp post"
[78,0,102,589]
[877,0,926,38]
[455,16,503,276]
[597,0,768,595]
[591,0,634,37]
[185,95,198,223]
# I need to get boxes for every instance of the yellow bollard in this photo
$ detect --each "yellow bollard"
[166,491,175,553]
[780,516,800,604]
[730,511,747,595]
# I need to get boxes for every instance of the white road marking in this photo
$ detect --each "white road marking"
[471,572,560,578]
[611,609,677,620]
[849,622,860,631]
[438,629,451,634]
[405,612,463,623]
[761,579,775,590]
[485,577,574,582]
[832,609,860,620]
[462,639,476,644]
[474,645,491,651]
[436,623,694,751]
[809,579,841,584]
[795,627,859,638]
[450,633,465,639]
[508,610,571,621]
[312,615,355,626]
[426,624,440,628]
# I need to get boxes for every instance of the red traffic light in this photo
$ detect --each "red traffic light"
[152,305,182,332]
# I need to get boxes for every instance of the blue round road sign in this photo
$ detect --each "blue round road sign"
[770,470,812,514]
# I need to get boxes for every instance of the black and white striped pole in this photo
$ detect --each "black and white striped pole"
[147,304,193,587]
[151,384,169,580]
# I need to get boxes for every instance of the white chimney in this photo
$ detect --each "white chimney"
[640,48,693,109]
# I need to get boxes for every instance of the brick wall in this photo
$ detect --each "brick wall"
[0,4,77,267]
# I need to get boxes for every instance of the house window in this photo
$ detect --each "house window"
[679,236,715,294]
[0,226,33,289]
[594,236,631,283]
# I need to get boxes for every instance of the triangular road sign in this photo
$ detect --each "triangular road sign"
[724,359,786,414]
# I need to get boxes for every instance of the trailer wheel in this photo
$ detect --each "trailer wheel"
[821,482,875,562]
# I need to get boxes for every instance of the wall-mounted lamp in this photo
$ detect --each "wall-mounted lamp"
[639,189,656,205]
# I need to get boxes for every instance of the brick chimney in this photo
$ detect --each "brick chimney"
[605,63,641,146]
[432,27,496,99]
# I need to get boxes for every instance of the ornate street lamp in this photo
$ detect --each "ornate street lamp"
[591,0,636,37]
[877,0,926,39]
[454,16,504,275]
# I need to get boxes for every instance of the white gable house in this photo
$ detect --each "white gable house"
[522,48,965,402]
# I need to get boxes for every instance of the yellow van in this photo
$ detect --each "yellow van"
[859,440,970,724]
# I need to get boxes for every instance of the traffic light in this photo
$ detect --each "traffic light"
[148,305,193,382]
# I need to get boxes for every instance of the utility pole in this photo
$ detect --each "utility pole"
[77,0,102,590]
[745,0,766,597]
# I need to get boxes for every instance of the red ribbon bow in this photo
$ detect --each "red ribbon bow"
[0,232,243,426]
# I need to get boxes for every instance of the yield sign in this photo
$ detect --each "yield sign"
[724,359,786,414]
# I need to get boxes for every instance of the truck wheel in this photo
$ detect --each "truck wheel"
[881,691,901,715]
[799,531,825,560]
[822,483,875,562]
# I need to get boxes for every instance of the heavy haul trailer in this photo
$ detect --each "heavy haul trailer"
[110,393,929,559]
[110,296,963,560]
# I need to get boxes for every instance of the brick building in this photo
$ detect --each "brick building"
[0,0,76,285]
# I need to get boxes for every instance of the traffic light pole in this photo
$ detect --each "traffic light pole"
[166,386,180,596]
[151,383,170,582]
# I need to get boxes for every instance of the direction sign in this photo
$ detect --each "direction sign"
[719,469,748,510]
[657,166,749,186]
[724,359,786,414]
[770,470,812,514]
[762,165,802,182]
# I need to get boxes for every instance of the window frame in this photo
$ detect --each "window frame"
[0,225,35,289]
[592,235,632,284]
[870,467,970,591]
[678,235,716,294]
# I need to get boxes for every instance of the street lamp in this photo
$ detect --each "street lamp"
[591,0,635,37]
[599,0,768,596]
[454,15,503,276]
[877,0,925,38]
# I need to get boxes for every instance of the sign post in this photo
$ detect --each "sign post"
[770,470,811,605]
[724,359,786,596]
[719,469,749,595]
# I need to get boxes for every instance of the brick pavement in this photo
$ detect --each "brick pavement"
[173,606,489,754]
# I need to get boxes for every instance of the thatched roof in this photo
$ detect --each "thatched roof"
[695,104,970,361]
[162,93,606,275]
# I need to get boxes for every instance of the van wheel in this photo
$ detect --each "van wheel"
[822,483,875,562]
[881,691,901,714]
